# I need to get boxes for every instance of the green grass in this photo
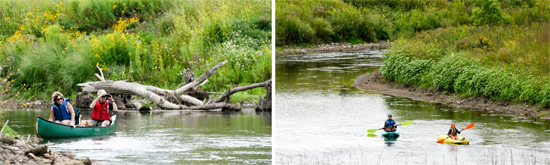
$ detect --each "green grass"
[381,23,550,107]
[1,125,19,137]
[229,88,267,103]
[0,0,271,102]
[276,0,550,46]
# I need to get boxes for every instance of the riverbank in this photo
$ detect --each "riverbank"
[354,71,550,121]
[276,41,390,56]
[0,135,86,164]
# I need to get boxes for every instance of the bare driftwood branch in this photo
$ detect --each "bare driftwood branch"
[180,94,203,106]
[77,81,186,109]
[174,61,228,95]
[209,79,272,104]
[1,119,9,135]
[189,102,240,110]
[95,65,106,81]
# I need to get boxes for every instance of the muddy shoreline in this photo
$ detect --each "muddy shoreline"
[276,41,391,56]
[353,71,550,121]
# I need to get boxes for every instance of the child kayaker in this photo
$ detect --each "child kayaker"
[384,114,396,132]
[447,123,461,140]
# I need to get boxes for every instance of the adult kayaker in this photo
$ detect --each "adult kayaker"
[87,90,118,127]
[447,123,461,140]
[383,114,396,132]
[48,92,76,127]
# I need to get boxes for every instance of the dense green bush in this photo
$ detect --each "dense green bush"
[472,0,508,26]
[382,42,550,107]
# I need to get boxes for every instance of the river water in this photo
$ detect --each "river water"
[0,109,271,164]
[274,49,550,164]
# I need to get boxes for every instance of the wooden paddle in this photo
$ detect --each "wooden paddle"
[437,122,475,143]
[367,120,412,133]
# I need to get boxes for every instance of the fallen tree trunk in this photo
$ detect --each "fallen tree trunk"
[209,79,272,104]
[174,61,228,96]
[180,94,203,106]
[189,102,240,110]
[76,60,270,111]
[77,81,186,109]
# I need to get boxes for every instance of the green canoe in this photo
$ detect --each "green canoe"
[36,112,118,139]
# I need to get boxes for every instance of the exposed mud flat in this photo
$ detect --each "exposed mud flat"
[354,71,550,121]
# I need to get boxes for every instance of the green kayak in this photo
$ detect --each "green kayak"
[381,130,400,141]
[36,112,118,139]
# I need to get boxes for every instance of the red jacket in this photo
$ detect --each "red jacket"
[91,100,111,121]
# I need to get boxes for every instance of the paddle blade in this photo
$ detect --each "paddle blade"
[367,134,377,138]
[367,129,379,133]
[401,120,412,126]
[465,122,475,129]
[437,135,449,143]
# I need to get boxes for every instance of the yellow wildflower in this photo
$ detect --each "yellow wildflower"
[113,5,117,9]
[95,54,100,58]
[96,62,99,66]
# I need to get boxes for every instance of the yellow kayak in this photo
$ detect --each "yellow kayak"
[437,135,469,144]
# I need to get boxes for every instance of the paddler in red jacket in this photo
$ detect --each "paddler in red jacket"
[88,90,118,127]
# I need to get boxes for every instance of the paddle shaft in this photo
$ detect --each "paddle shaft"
[368,120,412,133]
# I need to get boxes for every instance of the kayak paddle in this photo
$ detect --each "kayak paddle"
[437,122,475,143]
[367,128,382,133]
[397,120,412,126]
[367,120,412,133]
[460,122,475,131]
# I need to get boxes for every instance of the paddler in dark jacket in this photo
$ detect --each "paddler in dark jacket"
[447,123,461,140]
[384,114,396,132]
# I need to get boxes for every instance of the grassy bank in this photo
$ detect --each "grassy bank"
[381,22,550,108]
[0,0,271,103]
[276,0,550,47]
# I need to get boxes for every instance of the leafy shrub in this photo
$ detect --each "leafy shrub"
[473,0,507,26]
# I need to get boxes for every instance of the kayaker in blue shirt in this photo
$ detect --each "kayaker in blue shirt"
[447,123,461,140]
[384,114,396,132]
[48,91,76,127]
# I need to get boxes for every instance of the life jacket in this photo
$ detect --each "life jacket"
[384,119,395,128]
[449,127,458,136]
[384,119,396,132]
[91,100,111,121]
[52,98,71,121]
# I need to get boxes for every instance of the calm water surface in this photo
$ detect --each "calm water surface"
[1,109,271,164]
[275,49,550,164]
